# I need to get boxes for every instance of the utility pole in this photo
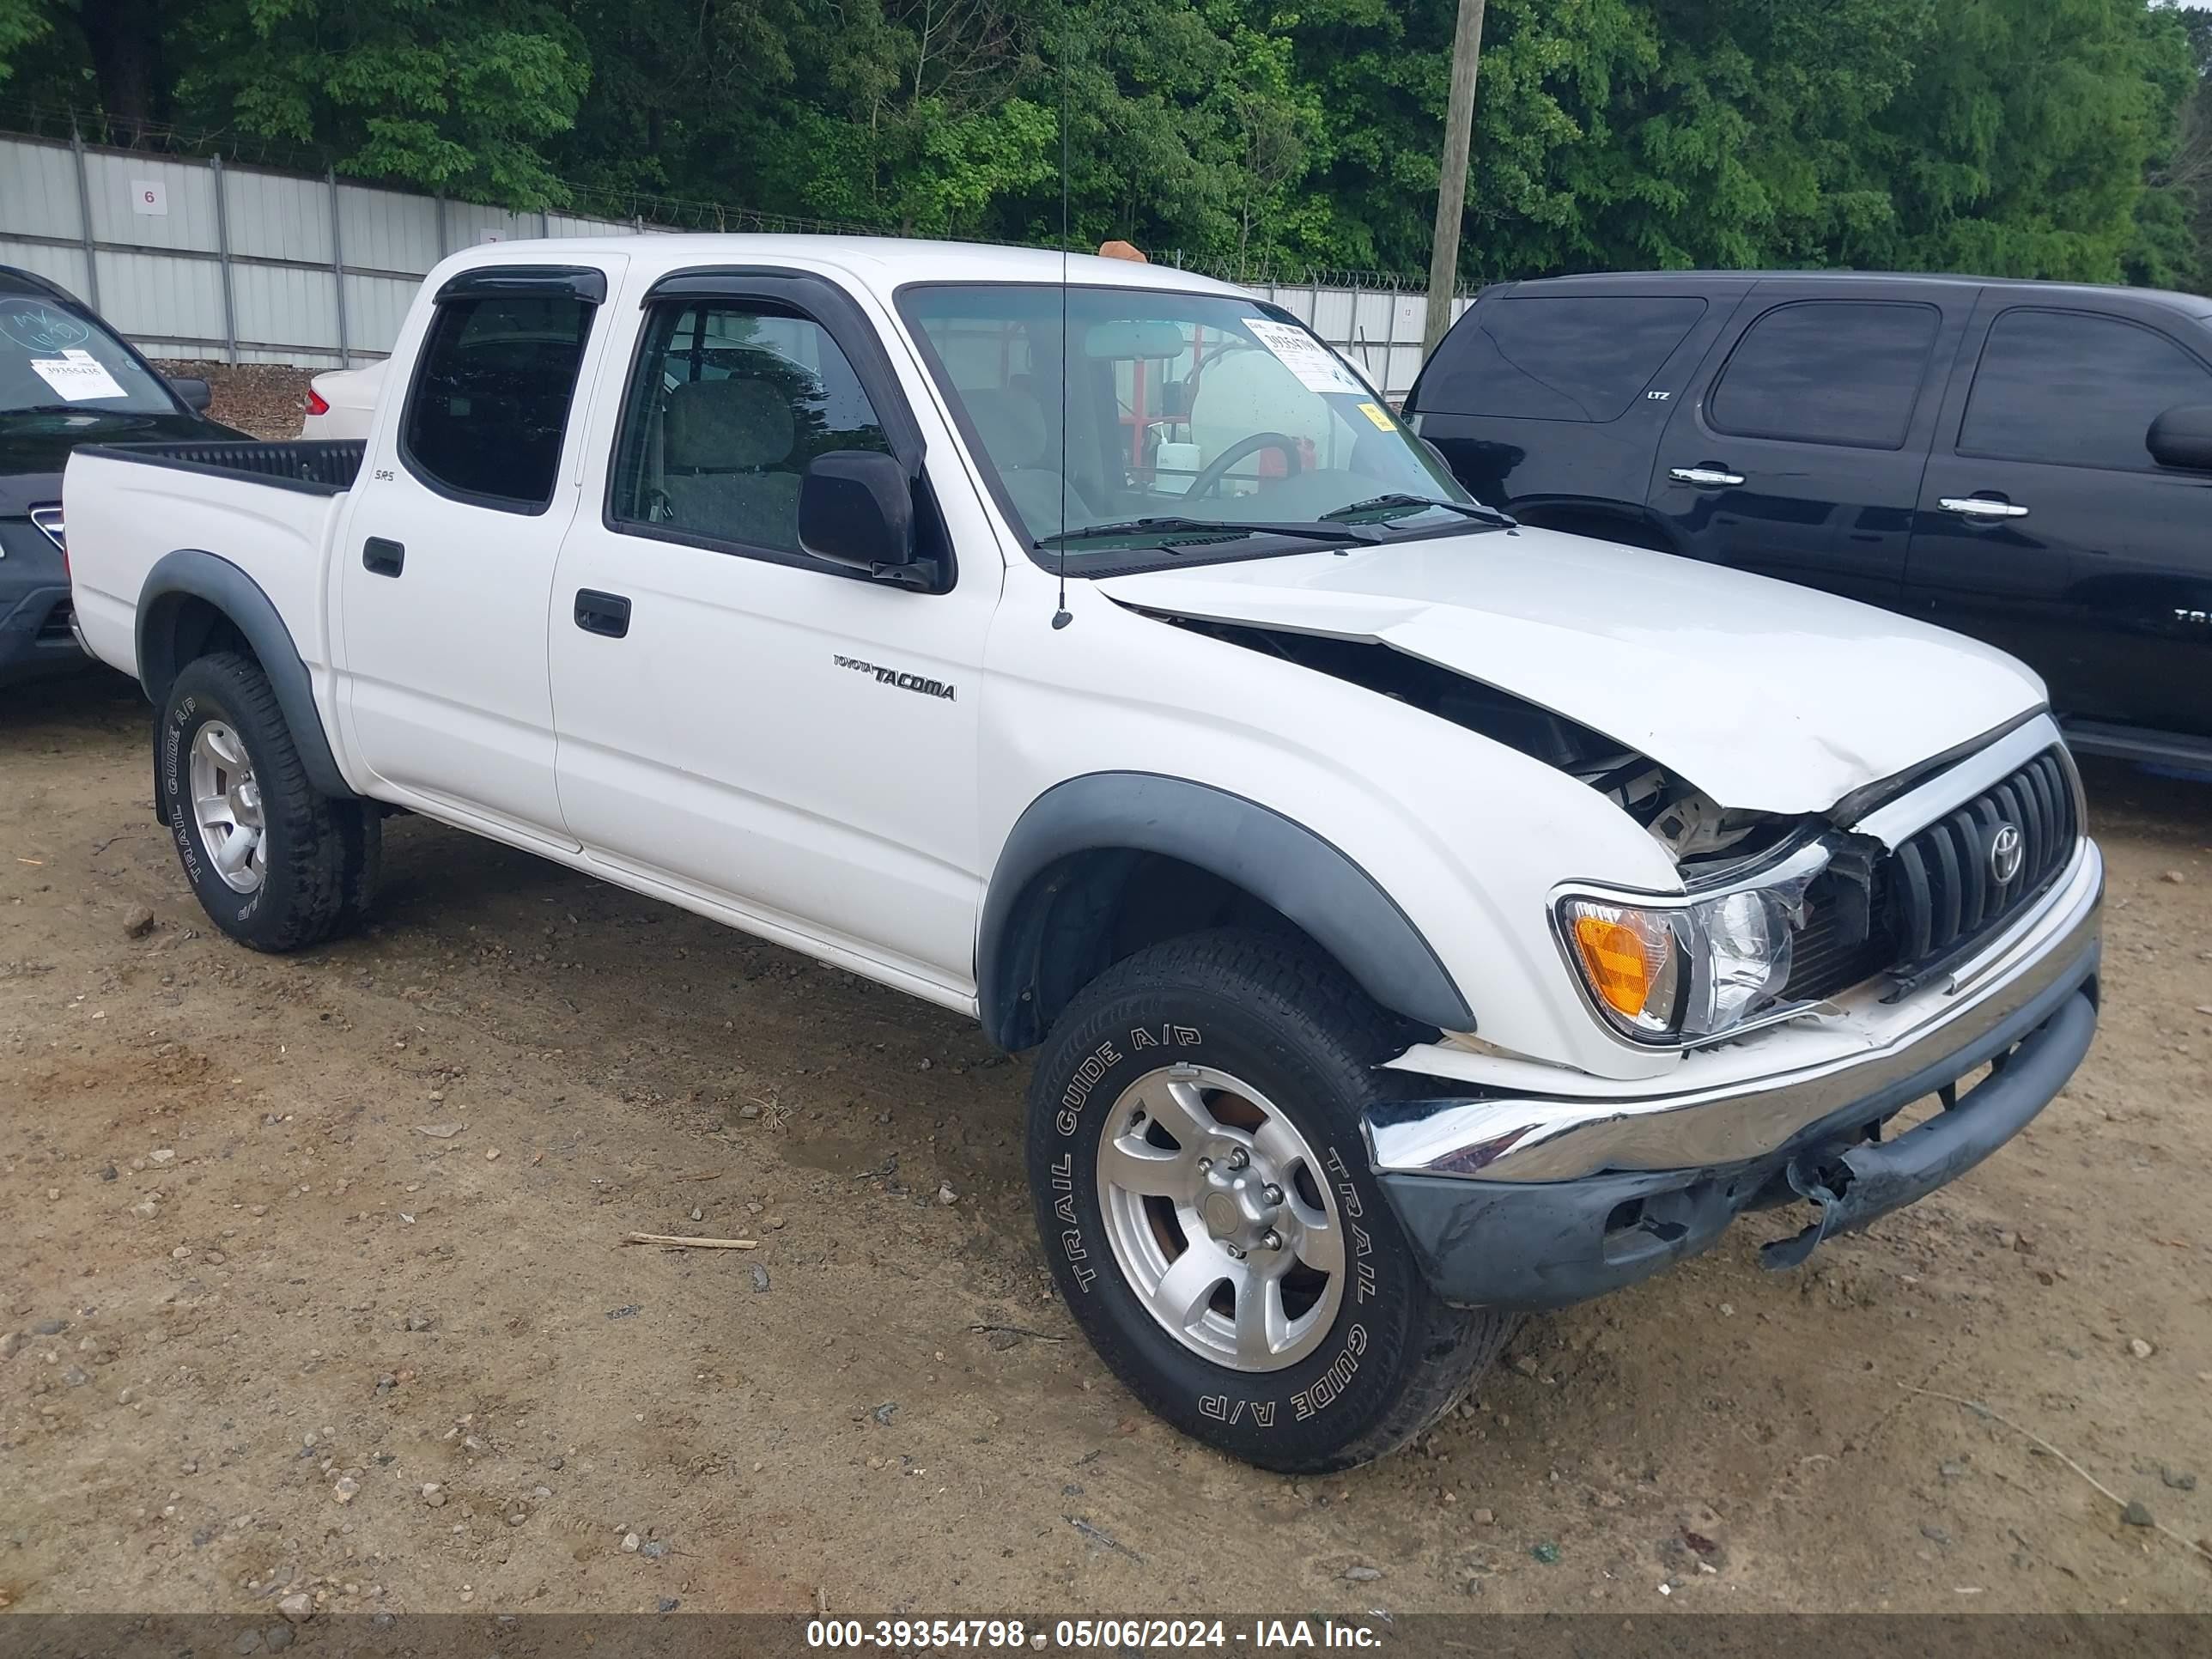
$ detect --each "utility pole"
[1423,0,1488,355]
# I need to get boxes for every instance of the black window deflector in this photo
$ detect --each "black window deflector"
[435,265,609,306]
[640,265,927,471]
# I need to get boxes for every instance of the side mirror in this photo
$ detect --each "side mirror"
[2148,404,2212,471]
[799,451,924,586]
[170,375,214,413]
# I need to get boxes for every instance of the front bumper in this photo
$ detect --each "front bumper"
[1370,839,2102,1310]
[0,520,87,686]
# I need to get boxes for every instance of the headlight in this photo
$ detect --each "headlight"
[1559,862,1817,1045]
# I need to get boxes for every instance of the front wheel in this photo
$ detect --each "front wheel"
[158,651,379,951]
[1025,930,1514,1472]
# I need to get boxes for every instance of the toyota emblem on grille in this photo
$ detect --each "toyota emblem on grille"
[1989,823,2024,884]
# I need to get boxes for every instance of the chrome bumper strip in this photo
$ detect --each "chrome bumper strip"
[1368,839,2102,1183]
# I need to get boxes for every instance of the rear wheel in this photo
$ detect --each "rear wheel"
[158,652,379,951]
[1026,929,1514,1472]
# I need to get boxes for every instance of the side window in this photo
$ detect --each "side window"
[401,295,594,509]
[1960,308,2212,471]
[1707,301,1940,449]
[611,300,892,555]
[1422,295,1708,422]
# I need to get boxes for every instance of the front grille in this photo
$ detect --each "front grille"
[1780,746,2079,1005]
[1886,747,2076,979]
[35,599,76,643]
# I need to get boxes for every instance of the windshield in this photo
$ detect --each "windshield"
[0,290,180,419]
[898,283,1480,567]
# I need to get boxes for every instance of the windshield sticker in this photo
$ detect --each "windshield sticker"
[29,349,126,403]
[0,301,94,355]
[1240,317,1365,395]
[1354,400,1395,432]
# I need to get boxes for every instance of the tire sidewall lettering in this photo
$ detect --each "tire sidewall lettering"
[163,687,264,927]
[1034,1005,1404,1443]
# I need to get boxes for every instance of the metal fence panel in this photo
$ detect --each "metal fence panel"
[82,148,221,252]
[341,273,418,362]
[0,234,89,295]
[2,131,1458,394]
[3,140,83,240]
[232,259,343,363]
[223,165,335,264]
[335,179,441,278]
[92,246,229,356]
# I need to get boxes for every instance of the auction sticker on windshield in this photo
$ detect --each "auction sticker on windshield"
[1242,317,1365,394]
[28,349,126,403]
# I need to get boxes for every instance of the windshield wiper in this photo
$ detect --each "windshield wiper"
[1035,515,1378,550]
[1322,493,1516,529]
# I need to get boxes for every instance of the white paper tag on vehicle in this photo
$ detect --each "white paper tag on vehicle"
[29,349,126,403]
[1241,318,1365,395]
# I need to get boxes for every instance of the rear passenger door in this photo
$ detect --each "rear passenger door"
[547,269,1002,1000]
[1907,300,2212,740]
[1648,283,1966,608]
[337,263,622,842]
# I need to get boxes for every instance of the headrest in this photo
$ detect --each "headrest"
[665,378,795,470]
[963,386,1048,471]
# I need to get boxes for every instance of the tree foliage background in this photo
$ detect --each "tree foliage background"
[2,0,2207,290]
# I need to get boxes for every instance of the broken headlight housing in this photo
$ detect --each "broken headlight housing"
[1556,842,1828,1046]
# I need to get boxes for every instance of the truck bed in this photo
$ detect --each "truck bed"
[64,441,359,686]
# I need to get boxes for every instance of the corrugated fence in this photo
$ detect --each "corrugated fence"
[0,131,1466,395]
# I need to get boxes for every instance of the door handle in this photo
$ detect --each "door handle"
[1938,496,2030,520]
[362,538,404,577]
[573,588,632,639]
[1670,466,1746,488]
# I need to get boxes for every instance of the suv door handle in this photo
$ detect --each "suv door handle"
[573,589,632,639]
[1938,496,2030,520]
[362,538,404,577]
[1670,466,1745,488]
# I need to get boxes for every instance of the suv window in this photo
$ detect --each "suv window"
[402,295,593,509]
[1421,295,1706,422]
[1960,307,2212,471]
[1707,301,1939,449]
[611,300,891,555]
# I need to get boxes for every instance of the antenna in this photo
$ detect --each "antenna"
[1050,0,1073,631]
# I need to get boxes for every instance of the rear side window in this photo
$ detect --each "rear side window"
[1960,307,2212,471]
[1708,301,1939,449]
[1421,295,1707,422]
[402,295,594,510]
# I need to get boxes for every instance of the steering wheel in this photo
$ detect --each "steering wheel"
[1187,431,1302,500]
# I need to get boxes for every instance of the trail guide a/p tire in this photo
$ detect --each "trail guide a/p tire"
[1026,929,1515,1473]
[158,651,379,952]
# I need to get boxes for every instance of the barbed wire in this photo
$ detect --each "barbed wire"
[0,98,1463,291]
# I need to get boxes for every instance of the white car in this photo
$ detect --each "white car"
[298,359,384,439]
[64,237,2102,1474]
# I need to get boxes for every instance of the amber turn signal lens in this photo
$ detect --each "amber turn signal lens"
[1565,902,1680,1033]
[1572,915,1650,1016]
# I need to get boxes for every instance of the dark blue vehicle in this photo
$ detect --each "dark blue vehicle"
[1407,270,2212,772]
[1,265,246,686]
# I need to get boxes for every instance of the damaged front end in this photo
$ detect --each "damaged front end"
[1157,613,1799,866]
[1156,613,1911,1043]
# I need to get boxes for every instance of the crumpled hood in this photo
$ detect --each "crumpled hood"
[1095,527,2047,817]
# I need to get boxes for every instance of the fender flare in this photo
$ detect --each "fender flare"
[976,771,1474,1048]
[136,549,356,800]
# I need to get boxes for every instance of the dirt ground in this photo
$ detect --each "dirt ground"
[149,362,318,442]
[3,671,2209,1621]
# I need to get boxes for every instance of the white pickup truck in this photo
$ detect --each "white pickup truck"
[64,237,2102,1473]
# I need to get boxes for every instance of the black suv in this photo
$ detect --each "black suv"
[2,266,246,686]
[1406,271,2212,769]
